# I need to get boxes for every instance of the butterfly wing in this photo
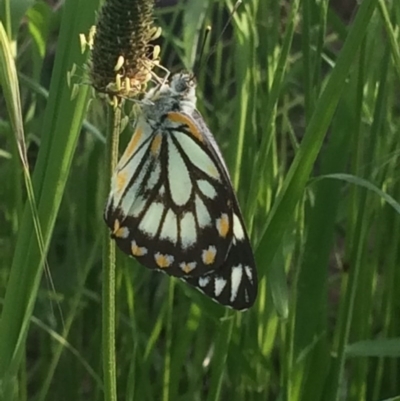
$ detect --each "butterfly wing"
[105,106,258,309]
[105,111,235,278]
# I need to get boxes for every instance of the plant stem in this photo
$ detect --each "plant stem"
[102,102,122,401]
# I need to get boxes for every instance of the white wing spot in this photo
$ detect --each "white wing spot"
[129,196,147,218]
[244,265,253,284]
[180,212,197,249]
[233,214,245,240]
[160,209,178,244]
[214,277,227,297]
[197,180,217,199]
[199,276,211,288]
[195,195,211,228]
[122,156,151,215]
[174,131,221,180]
[138,202,164,237]
[230,265,243,302]
[168,137,192,206]
[146,162,161,191]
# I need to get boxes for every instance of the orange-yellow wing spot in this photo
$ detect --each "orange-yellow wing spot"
[202,246,217,265]
[216,214,230,238]
[113,220,129,238]
[120,127,143,164]
[113,220,120,232]
[151,134,162,155]
[167,112,203,142]
[180,262,197,274]
[131,241,148,256]
[116,171,128,193]
[155,252,174,268]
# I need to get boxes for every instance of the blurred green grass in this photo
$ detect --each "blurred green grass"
[2,0,400,400]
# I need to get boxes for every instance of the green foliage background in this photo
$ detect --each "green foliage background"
[1,0,400,400]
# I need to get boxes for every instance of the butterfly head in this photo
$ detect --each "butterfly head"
[142,72,197,117]
[167,72,197,113]
[170,72,196,96]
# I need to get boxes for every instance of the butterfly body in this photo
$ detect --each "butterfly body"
[105,73,257,310]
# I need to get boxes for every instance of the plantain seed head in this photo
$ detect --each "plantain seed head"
[90,0,161,100]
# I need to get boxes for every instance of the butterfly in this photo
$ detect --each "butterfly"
[104,72,257,310]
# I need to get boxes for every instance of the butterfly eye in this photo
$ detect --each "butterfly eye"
[171,73,194,93]
[174,79,188,93]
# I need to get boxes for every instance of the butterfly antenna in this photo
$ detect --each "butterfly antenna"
[193,25,212,77]
[196,0,243,74]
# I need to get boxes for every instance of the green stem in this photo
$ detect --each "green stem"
[103,103,121,401]
[162,278,175,401]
